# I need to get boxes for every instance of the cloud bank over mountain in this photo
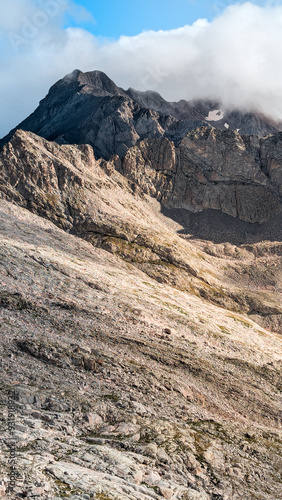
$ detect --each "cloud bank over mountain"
[1,1,282,137]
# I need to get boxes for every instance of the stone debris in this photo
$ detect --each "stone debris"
[0,86,281,498]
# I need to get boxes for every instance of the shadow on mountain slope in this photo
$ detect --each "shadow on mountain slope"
[161,206,282,245]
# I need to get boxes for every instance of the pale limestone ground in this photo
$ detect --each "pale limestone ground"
[0,200,281,499]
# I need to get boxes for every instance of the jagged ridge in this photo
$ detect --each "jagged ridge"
[1,69,282,159]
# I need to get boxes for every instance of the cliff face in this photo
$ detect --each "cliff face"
[0,70,196,158]
[122,128,282,224]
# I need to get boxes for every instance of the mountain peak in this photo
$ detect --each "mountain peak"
[62,69,126,98]
[62,68,82,81]
[1,68,282,153]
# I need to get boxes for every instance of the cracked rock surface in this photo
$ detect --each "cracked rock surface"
[0,126,281,498]
[0,199,281,499]
[0,66,282,500]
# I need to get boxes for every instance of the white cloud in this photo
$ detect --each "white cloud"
[1,1,282,137]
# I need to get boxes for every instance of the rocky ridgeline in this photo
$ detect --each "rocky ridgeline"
[0,70,281,227]
[1,127,282,227]
[1,70,282,158]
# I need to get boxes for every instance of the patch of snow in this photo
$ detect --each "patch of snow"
[205,109,224,121]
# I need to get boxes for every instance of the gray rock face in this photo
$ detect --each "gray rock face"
[1,69,282,157]
[2,125,282,233]
[0,70,178,159]
[121,128,282,223]
[127,89,282,136]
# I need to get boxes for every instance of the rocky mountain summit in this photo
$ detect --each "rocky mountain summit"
[1,69,282,227]
[0,71,282,499]
[1,70,282,159]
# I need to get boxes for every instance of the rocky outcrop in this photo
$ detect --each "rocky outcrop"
[0,129,281,337]
[0,70,181,159]
[1,70,282,158]
[127,89,282,136]
[121,128,282,223]
[0,130,205,277]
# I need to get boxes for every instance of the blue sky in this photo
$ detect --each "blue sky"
[66,0,219,38]
[66,0,270,38]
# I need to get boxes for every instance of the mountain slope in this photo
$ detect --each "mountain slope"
[0,130,281,333]
[0,71,282,499]
[1,197,281,499]
[0,131,282,498]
